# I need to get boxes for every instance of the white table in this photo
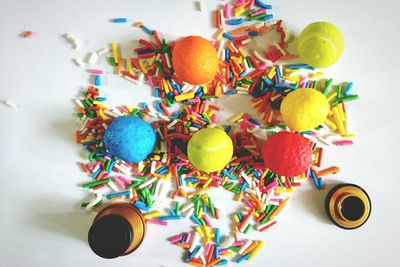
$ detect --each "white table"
[1,0,399,266]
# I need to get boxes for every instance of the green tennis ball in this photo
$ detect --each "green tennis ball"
[297,22,344,68]
[187,127,233,173]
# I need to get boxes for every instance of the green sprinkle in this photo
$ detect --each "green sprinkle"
[248,13,267,21]
[175,201,180,215]
[322,79,333,95]
[336,84,342,98]
[208,197,215,218]
[228,246,241,253]
[150,181,158,195]
[127,180,142,189]
[81,178,112,188]
[108,57,116,66]
[243,223,252,234]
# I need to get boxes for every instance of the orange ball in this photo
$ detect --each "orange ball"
[172,36,218,85]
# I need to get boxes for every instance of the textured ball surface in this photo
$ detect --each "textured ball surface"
[187,128,233,173]
[104,116,156,163]
[172,35,218,85]
[280,88,330,132]
[262,132,312,177]
[297,22,344,68]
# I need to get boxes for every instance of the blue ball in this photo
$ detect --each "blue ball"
[103,116,156,163]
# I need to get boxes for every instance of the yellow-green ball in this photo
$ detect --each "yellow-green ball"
[187,128,233,173]
[297,22,344,68]
[280,88,330,132]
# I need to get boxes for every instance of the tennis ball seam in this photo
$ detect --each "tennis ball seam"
[190,139,230,152]
[299,34,338,60]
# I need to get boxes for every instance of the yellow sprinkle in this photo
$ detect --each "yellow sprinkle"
[247,241,264,261]
[275,187,294,194]
[164,172,172,181]
[324,119,337,130]
[270,94,281,102]
[332,106,346,135]
[233,214,240,223]
[238,47,247,58]
[202,178,213,189]
[221,251,235,257]
[196,226,205,237]
[214,28,225,40]
[162,79,170,93]
[175,91,195,102]
[268,67,276,79]
[310,72,325,79]
[229,112,244,123]
[144,211,161,219]
[126,59,134,74]
[327,92,337,102]
[343,133,356,138]
[203,85,208,94]
[111,43,119,64]
[80,137,94,143]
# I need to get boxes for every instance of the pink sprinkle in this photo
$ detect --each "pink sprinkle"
[148,75,154,86]
[203,214,213,227]
[147,218,168,226]
[211,174,224,181]
[219,248,228,255]
[168,234,183,243]
[334,140,353,146]
[224,4,232,19]
[87,69,104,74]
[205,243,212,255]
[114,177,126,188]
[117,176,132,185]
[233,240,245,246]
[250,9,266,17]
[249,0,255,9]
[211,114,218,123]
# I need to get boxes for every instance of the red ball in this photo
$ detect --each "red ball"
[262,132,312,177]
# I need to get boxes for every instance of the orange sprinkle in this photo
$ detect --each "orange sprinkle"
[22,31,33,38]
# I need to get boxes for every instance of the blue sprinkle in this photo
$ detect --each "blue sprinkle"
[239,70,247,77]
[223,170,235,180]
[263,14,274,21]
[179,176,183,186]
[216,259,228,265]
[171,111,183,121]
[263,78,274,86]
[169,208,177,216]
[133,200,150,211]
[248,118,262,126]
[91,167,102,179]
[225,48,230,61]
[214,245,220,259]
[224,89,236,95]
[248,31,259,36]
[185,177,198,183]
[113,18,128,23]
[237,212,243,221]
[255,0,272,9]
[140,24,153,35]
[240,181,247,191]
[96,97,107,101]
[286,64,315,70]
[236,252,251,263]
[203,205,207,213]
[343,82,353,96]
[226,18,244,25]
[191,123,202,129]
[94,75,101,86]
[225,125,232,134]
[223,32,234,40]
[154,88,160,97]
[190,215,202,225]
[106,190,131,199]
[158,215,182,221]
[215,228,221,244]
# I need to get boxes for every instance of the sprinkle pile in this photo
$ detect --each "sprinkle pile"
[73,0,358,265]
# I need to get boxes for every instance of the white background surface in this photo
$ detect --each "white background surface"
[1,0,400,266]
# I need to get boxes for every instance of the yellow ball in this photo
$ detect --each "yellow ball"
[297,22,344,68]
[280,88,330,132]
[187,128,233,173]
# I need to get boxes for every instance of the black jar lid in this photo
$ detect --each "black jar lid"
[325,183,371,230]
[88,214,133,259]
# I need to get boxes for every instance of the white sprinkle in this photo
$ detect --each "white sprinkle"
[217,39,226,59]
[221,236,235,248]
[150,161,157,174]
[138,177,158,189]
[189,232,201,252]
[181,202,195,213]
[86,52,99,65]
[196,1,205,12]
[164,53,172,68]
[193,246,204,258]
[219,9,225,26]
[167,119,178,129]
[86,194,103,210]
[104,110,119,118]
[4,100,19,108]
[158,113,171,122]
[161,152,168,163]
[236,91,249,95]
[97,48,110,56]
[185,208,195,219]
[73,58,85,67]
[239,239,253,254]
[107,181,119,192]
